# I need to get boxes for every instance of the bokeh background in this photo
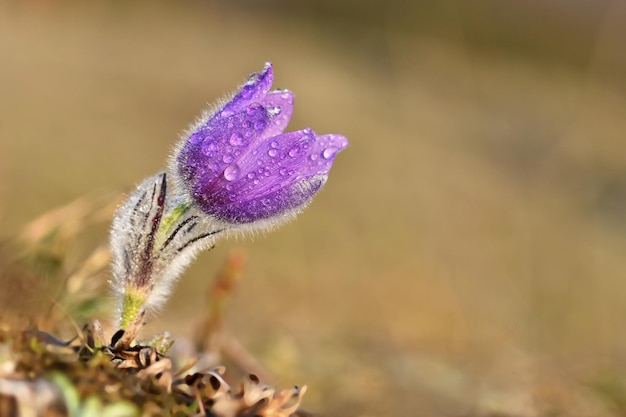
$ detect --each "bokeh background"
[2,1,626,415]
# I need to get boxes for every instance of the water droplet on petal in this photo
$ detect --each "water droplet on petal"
[268,149,278,157]
[279,168,288,176]
[247,172,256,179]
[201,142,217,155]
[222,154,234,163]
[268,106,281,116]
[247,103,262,114]
[254,119,267,130]
[223,164,241,181]
[230,133,244,146]
[309,153,318,161]
[323,146,339,159]
[288,146,299,157]
[241,85,254,99]
[270,141,279,149]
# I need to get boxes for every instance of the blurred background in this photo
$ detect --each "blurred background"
[2,0,626,415]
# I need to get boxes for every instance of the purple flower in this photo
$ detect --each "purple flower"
[173,63,348,224]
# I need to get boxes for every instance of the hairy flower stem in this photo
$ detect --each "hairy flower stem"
[120,287,147,330]
[118,202,193,331]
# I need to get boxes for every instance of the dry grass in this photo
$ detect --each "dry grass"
[0,195,310,416]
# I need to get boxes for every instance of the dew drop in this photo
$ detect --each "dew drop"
[247,172,256,179]
[309,154,318,161]
[201,142,217,155]
[246,103,261,115]
[279,168,288,176]
[254,119,267,131]
[268,106,281,116]
[288,146,299,157]
[323,146,338,159]
[223,164,241,181]
[268,149,278,157]
[253,179,260,185]
[229,133,244,146]
[241,85,254,99]
[270,141,279,149]
[222,154,234,163]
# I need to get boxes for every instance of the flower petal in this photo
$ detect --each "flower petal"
[216,62,274,119]
[190,129,347,222]
[258,90,294,139]
[177,105,273,194]
[209,176,327,223]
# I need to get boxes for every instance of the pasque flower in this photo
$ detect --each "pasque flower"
[111,63,347,337]
[172,62,348,225]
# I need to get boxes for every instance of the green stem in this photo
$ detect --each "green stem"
[120,288,147,329]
